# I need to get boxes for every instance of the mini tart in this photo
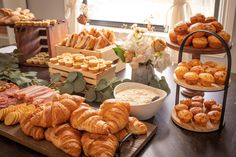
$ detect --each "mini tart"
[177,110,193,123]
[204,99,217,111]
[192,96,204,103]
[105,61,112,67]
[194,113,209,126]
[207,110,221,124]
[58,59,65,65]
[73,62,82,69]
[180,98,192,108]
[65,61,73,67]
[81,64,88,71]
[175,104,189,113]
[88,66,99,73]
[192,37,208,49]
[85,56,97,61]
[190,66,204,74]
[88,59,98,67]
[74,56,85,62]
[211,104,222,112]
[190,107,203,115]
[214,71,226,85]
[183,72,199,85]
[175,66,189,79]
[99,64,107,71]
[97,59,105,64]
[191,101,203,108]
[199,73,215,87]
[26,59,33,64]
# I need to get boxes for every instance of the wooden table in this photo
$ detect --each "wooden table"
[1,65,236,157]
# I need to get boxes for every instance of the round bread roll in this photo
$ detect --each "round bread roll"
[205,67,217,75]
[177,110,193,123]
[207,110,221,124]
[192,96,204,103]
[174,21,189,35]
[169,30,177,43]
[191,101,203,108]
[203,23,216,36]
[211,104,222,112]
[186,21,192,27]
[208,35,222,49]
[210,21,223,32]
[175,66,189,79]
[194,113,209,126]
[217,31,231,43]
[190,65,204,74]
[204,99,217,110]
[178,61,191,69]
[175,104,189,113]
[188,23,205,38]
[190,13,206,24]
[199,73,215,87]
[204,61,217,68]
[190,107,203,115]
[188,59,202,67]
[183,72,199,85]
[177,34,193,46]
[205,16,217,23]
[214,71,226,85]
[180,98,192,108]
[215,64,226,72]
[192,37,208,49]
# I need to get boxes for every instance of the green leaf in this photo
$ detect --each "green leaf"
[66,72,78,82]
[77,72,84,79]
[149,77,161,89]
[37,79,49,86]
[19,76,32,83]
[73,78,86,93]
[51,73,61,83]
[85,87,97,102]
[122,79,132,82]
[159,76,171,94]
[113,47,125,62]
[24,71,38,77]
[95,91,103,102]
[59,82,74,94]
[111,80,122,89]
[101,86,114,101]
[96,79,109,91]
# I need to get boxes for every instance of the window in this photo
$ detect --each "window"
[84,0,219,32]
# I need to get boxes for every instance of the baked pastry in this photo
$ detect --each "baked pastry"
[207,110,221,124]
[205,16,216,23]
[204,99,217,110]
[192,96,204,103]
[99,64,107,71]
[58,59,65,65]
[188,23,205,37]
[214,71,226,85]
[152,38,167,52]
[65,61,73,67]
[203,61,217,68]
[191,101,203,108]
[199,73,215,87]
[190,107,203,115]
[210,21,223,32]
[180,98,192,108]
[177,110,193,123]
[217,31,231,43]
[192,37,208,48]
[81,64,88,71]
[205,67,217,75]
[81,133,118,157]
[105,61,112,67]
[178,61,191,70]
[20,112,45,140]
[211,104,222,112]
[89,66,99,73]
[175,66,189,79]
[114,129,128,142]
[188,59,202,67]
[190,65,204,74]
[183,72,199,85]
[203,23,216,36]
[45,124,82,157]
[208,35,222,48]
[190,13,206,24]
[169,30,177,43]
[73,62,82,69]
[175,104,189,112]
[126,117,147,135]
[99,99,130,134]
[88,59,98,67]
[215,64,226,72]
[177,34,193,46]
[173,21,189,35]
[194,113,209,126]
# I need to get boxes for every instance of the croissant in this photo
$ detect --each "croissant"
[70,105,109,134]
[114,129,128,141]
[99,99,130,134]
[53,94,85,105]
[126,117,147,135]
[81,132,118,157]
[45,123,82,157]
[20,112,45,140]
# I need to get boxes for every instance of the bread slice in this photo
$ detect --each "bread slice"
[74,35,89,49]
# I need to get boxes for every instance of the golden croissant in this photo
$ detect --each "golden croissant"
[126,117,147,135]
[81,132,118,157]
[99,99,130,133]
[45,123,82,157]
[70,105,109,134]
[20,112,45,140]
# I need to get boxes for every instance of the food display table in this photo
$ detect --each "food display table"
[0,63,235,157]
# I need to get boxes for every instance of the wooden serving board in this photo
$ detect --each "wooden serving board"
[173,74,225,92]
[0,122,157,157]
[171,109,219,132]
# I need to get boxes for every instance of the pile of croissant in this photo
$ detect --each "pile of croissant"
[60,27,115,50]
[17,93,147,157]
[0,7,35,25]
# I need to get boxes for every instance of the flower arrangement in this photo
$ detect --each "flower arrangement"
[113,24,171,72]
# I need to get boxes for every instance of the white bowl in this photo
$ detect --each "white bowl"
[114,82,167,120]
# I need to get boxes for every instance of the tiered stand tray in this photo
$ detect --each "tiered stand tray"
[167,30,232,132]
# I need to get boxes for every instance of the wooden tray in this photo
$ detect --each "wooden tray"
[0,122,157,157]
[166,39,232,54]
[171,109,219,132]
[48,62,116,85]
[173,74,225,92]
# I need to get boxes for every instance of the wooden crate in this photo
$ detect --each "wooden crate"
[55,45,126,73]
[14,21,68,66]
[48,62,116,85]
